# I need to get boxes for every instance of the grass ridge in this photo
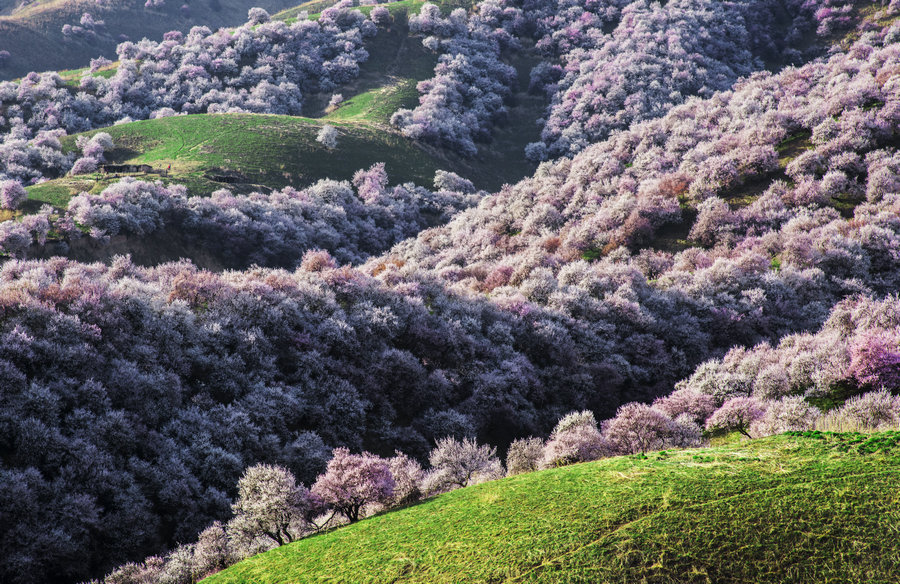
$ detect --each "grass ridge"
[203,433,900,584]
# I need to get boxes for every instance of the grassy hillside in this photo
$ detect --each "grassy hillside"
[53,113,450,197]
[0,0,303,80]
[205,432,900,584]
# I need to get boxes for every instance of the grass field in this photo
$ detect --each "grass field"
[60,113,449,197]
[204,432,900,584]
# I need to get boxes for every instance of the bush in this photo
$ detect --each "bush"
[228,464,322,547]
[750,396,820,436]
[652,389,718,426]
[388,452,425,506]
[506,437,543,475]
[540,423,610,468]
[0,180,27,210]
[422,437,503,494]
[849,333,900,392]
[602,403,700,454]
[371,6,392,27]
[311,448,395,523]
[836,390,900,430]
[70,157,99,175]
[317,125,339,150]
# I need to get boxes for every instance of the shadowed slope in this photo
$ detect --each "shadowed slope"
[0,0,302,79]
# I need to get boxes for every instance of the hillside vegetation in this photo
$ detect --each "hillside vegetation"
[0,0,303,79]
[205,432,900,584]
[2,0,900,582]
[26,11,542,204]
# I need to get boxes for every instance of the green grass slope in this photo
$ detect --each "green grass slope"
[57,113,449,197]
[204,432,900,584]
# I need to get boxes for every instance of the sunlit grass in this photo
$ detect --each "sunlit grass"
[204,433,900,584]
[54,113,446,198]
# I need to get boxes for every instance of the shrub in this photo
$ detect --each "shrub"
[652,389,718,426]
[602,403,700,454]
[388,452,425,506]
[371,6,392,27]
[849,334,900,392]
[0,180,27,210]
[750,396,820,436]
[422,437,503,494]
[70,157,99,175]
[689,197,733,247]
[191,522,231,580]
[228,464,322,547]
[540,422,610,468]
[316,125,339,150]
[247,7,270,24]
[505,437,544,475]
[836,389,900,430]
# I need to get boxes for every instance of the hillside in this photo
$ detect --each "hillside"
[0,0,304,80]
[3,0,900,583]
[26,11,542,206]
[205,432,900,584]
[45,114,449,198]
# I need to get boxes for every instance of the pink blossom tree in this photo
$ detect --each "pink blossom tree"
[69,157,98,175]
[506,437,543,476]
[0,180,27,210]
[602,403,700,454]
[422,437,503,494]
[540,411,611,468]
[652,389,718,426]
[388,452,425,506]
[837,389,900,429]
[371,6,392,27]
[750,396,820,436]
[228,464,323,547]
[705,397,767,438]
[311,448,395,522]
[849,333,900,392]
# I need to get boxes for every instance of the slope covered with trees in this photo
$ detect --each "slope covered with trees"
[0,0,899,583]
[0,0,304,80]
[0,4,375,183]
